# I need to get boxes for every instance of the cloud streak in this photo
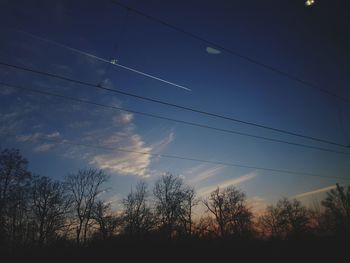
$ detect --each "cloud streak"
[10,28,192,91]
[294,185,337,199]
[92,134,153,177]
[187,165,225,185]
[16,131,61,143]
[92,130,174,177]
[34,143,55,152]
[197,171,257,197]
[151,131,175,153]
[3,74,174,178]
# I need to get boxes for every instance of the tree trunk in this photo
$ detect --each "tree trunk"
[76,220,83,244]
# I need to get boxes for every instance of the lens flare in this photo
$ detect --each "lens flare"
[305,0,315,6]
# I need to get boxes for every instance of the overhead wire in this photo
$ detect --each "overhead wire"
[5,27,191,92]
[5,132,350,182]
[1,61,349,150]
[2,81,350,157]
[110,0,350,104]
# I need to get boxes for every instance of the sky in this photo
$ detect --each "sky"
[0,0,350,212]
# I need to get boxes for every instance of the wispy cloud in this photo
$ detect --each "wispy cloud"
[16,132,43,142]
[197,171,257,197]
[15,131,61,153]
[47,131,60,138]
[92,134,153,177]
[184,163,209,175]
[0,118,24,138]
[294,185,337,199]
[113,112,134,125]
[0,112,19,121]
[3,73,173,177]
[0,100,42,138]
[101,78,114,89]
[92,130,174,177]
[151,131,175,153]
[85,103,174,177]
[16,131,61,143]
[186,165,225,185]
[34,143,55,152]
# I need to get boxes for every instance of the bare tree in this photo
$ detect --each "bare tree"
[259,198,310,239]
[194,215,217,238]
[122,181,154,236]
[307,197,326,235]
[65,169,108,244]
[282,198,310,237]
[30,176,71,245]
[258,204,285,238]
[0,149,31,244]
[322,184,350,234]
[92,200,119,240]
[153,173,192,238]
[203,186,252,237]
[179,187,198,237]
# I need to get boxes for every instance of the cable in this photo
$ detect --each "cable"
[2,81,350,156]
[107,7,130,75]
[6,27,191,92]
[5,28,350,148]
[98,8,131,86]
[9,134,350,182]
[1,61,349,149]
[110,0,350,104]
[2,81,350,157]
[333,99,350,147]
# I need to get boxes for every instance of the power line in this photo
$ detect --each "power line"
[101,7,131,84]
[5,29,349,148]
[6,27,191,92]
[9,133,350,182]
[1,61,349,149]
[2,81,350,157]
[111,0,350,104]
[6,28,350,147]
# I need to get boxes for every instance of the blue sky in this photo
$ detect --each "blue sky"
[1,0,350,212]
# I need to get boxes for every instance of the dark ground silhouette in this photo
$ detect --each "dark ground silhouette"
[1,148,349,262]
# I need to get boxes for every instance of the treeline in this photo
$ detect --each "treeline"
[0,148,349,251]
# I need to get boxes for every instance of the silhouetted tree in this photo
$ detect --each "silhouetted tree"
[0,149,31,244]
[153,173,193,238]
[1,146,349,255]
[259,198,310,238]
[122,181,154,236]
[307,198,327,236]
[259,203,286,238]
[194,215,217,238]
[65,169,109,244]
[92,201,119,240]
[203,186,252,237]
[29,176,71,245]
[322,184,350,235]
[178,186,197,237]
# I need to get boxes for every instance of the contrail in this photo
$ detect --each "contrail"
[8,28,192,92]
